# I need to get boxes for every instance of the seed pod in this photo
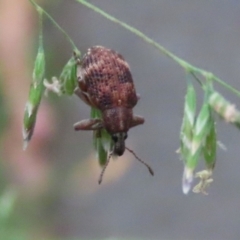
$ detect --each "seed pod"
[182,85,214,194]
[191,103,211,157]
[180,80,196,160]
[180,80,196,194]
[183,103,211,192]
[59,57,77,95]
[203,116,216,170]
[209,92,240,128]
[23,44,45,149]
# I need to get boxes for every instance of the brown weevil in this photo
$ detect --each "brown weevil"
[74,46,154,183]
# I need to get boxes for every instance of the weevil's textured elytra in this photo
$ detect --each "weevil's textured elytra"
[74,46,153,181]
[80,46,138,111]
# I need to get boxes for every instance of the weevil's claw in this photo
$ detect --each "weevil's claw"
[98,178,102,185]
[148,166,154,176]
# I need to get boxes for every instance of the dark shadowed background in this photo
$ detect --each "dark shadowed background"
[1,1,240,239]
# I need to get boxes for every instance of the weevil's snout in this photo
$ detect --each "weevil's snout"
[114,142,125,156]
[112,132,128,156]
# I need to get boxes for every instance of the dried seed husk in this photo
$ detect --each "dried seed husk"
[193,169,213,195]
[209,92,240,128]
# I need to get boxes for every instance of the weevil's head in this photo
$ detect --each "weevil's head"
[111,132,128,156]
[103,107,132,156]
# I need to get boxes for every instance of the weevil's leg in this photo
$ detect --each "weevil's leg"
[130,115,145,128]
[74,118,103,131]
[74,88,93,107]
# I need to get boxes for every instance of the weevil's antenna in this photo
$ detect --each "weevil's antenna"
[98,151,113,184]
[126,147,154,176]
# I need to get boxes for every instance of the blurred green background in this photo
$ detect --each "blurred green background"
[1,0,240,239]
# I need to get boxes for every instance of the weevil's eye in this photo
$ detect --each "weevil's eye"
[112,134,118,143]
[112,133,127,143]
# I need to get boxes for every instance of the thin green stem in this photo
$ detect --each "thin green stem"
[76,0,189,67]
[76,0,240,98]
[212,75,240,96]
[38,7,43,48]
[29,0,80,55]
